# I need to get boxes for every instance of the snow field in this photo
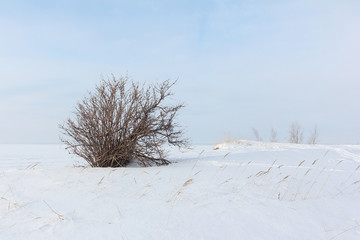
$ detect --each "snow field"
[1,141,360,239]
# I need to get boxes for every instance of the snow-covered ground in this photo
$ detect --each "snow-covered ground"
[1,141,360,239]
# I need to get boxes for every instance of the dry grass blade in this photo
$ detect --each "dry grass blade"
[98,176,105,185]
[255,160,277,177]
[323,150,330,159]
[255,170,266,177]
[183,179,193,187]
[351,180,360,185]
[190,158,200,175]
[108,169,116,176]
[278,175,289,184]
[255,167,272,177]
[122,170,129,177]
[336,160,344,166]
[198,149,205,158]
[355,165,360,171]
[329,225,360,240]
[304,169,311,176]
[297,160,305,168]
[223,152,231,158]
[218,178,233,186]
[43,201,65,220]
[166,177,195,228]
[168,178,194,202]
[255,161,276,177]
[26,163,39,169]
[312,159,318,165]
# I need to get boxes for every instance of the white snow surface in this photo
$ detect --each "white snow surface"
[1,141,360,240]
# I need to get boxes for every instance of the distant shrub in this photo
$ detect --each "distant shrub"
[307,125,318,144]
[269,128,277,142]
[252,128,262,141]
[59,75,187,167]
[289,121,304,144]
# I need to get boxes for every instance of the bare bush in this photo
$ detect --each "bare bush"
[289,121,303,144]
[59,75,187,167]
[269,128,277,142]
[308,125,318,144]
[252,128,262,141]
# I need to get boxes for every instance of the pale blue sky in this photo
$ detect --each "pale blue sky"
[0,0,359,144]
